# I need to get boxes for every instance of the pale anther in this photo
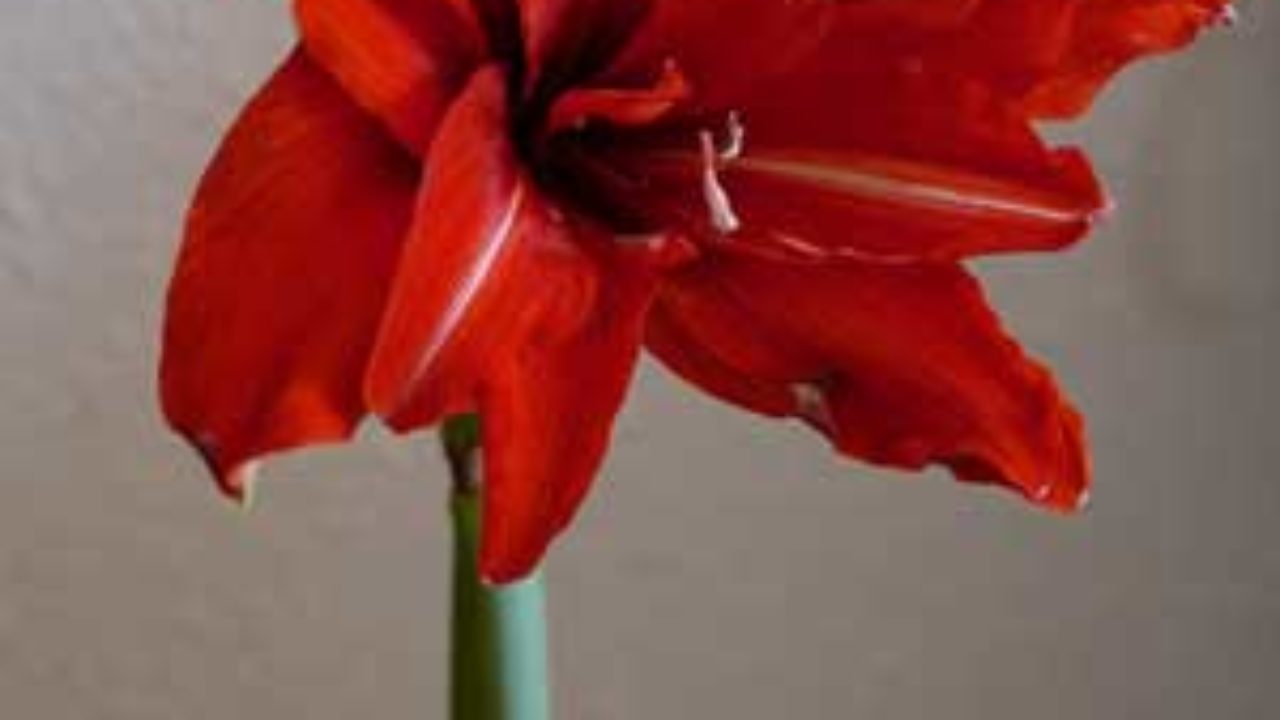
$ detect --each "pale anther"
[719,111,745,161]
[700,130,741,233]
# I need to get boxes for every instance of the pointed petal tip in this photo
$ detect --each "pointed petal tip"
[1073,487,1093,513]
[219,462,261,511]
[1024,480,1088,515]
[1012,401,1091,515]
[159,47,415,513]
[180,428,261,509]
[1090,195,1118,226]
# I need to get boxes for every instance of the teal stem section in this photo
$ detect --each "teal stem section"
[445,416,551,720]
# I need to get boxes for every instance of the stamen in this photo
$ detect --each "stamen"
[700,130,741,233]
[719,111,745,161]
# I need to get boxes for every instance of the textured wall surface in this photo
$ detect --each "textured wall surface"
[1,2,1277,718]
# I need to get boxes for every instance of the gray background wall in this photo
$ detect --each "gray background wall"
[1,2,1276,718]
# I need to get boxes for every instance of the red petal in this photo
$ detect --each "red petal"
[645,293,799,419]
[603,0,976,108]
[1021,0,1233,118]
[945,0,1232,118]
[944,0,1080,100]
[364,65,522,426]
[294,0,483,152]
[543,60,689,134]
[587,67,1104,262]
[599,0,1225,124]
[715,146,1100,263]
[646,255,1089,511]
[581,0,1219,261]
[477,225,659,581]
[518,0,653,97]
[160,50,418,498]
[468,0,525,62]
[365,67,662,581]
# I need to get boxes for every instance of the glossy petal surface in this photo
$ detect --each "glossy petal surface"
[476,224,661,581]
[1016,0,1233,118]
[365,66,523,426]
[586,66,1103,263]
[294,0,482,151]
[648,256,1089,510]
[366,67,662,581]
[161,51,417,497]
[604,0,977,107]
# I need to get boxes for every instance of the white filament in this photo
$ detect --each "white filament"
[700,130,742,233]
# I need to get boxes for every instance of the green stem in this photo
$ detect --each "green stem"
[444,416,551,720]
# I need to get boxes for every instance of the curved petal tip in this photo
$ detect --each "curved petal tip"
[176,428,262,508]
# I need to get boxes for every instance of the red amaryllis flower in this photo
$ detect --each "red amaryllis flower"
[161,0,1230,582]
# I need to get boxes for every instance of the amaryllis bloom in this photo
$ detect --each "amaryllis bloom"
[161,0,1230,582]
